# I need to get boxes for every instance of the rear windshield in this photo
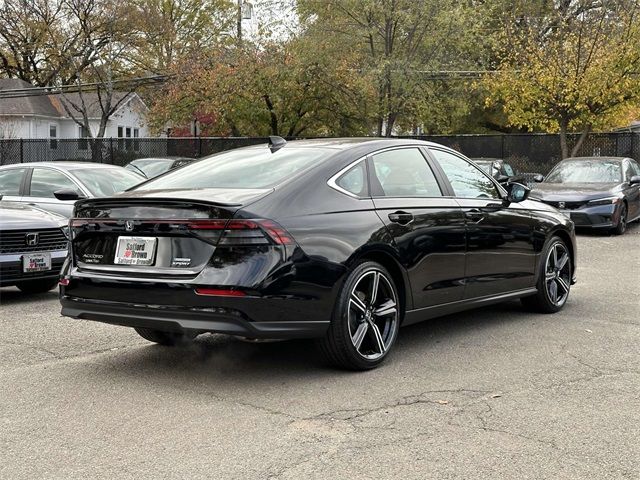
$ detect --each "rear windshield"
[135,147,334,190]
[545,160,622,183]
[73,168,144,196]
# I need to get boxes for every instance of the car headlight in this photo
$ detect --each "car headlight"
[587,196,621,206]
[60,225,71,239]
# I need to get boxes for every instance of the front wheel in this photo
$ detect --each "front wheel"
[612,204,627,235]
[134,327,189,346]
[319,261,401,370]
[521,236,572,313]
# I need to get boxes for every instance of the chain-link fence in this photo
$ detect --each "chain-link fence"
[407,132,640,174]
[1,133,639,174]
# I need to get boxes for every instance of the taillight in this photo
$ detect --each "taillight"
[188,219,294,246]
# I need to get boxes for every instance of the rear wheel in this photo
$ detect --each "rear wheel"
[319,261,400,370]
[134,327,189,346]
[16,278,58,294]
[521,236,572,313]
[612,204,627,235]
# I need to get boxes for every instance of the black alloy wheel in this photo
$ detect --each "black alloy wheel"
[521,236,572,313]
[319,261,400,370]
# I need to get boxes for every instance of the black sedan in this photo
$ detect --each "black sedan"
[60,138,577,370]
[124,156,196,179]
[530,157,640,234]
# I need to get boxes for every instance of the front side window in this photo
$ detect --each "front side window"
[335,161,367,196]
[431,149,500,199]
[370,148,442,197]
[29,168,79,198]
[0,168,26,195]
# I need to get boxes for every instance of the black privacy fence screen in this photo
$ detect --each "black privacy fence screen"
[1,132,639,175]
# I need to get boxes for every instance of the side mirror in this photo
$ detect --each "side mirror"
[629,175,640,185]
[54,189,86,201]
[496,174,510,183]
[506,182,530,203]
[533,174,544,183]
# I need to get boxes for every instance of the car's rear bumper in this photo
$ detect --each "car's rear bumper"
[60,295,329,339]
[0,251,67,286]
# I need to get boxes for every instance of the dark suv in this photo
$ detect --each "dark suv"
[0,201,69,293]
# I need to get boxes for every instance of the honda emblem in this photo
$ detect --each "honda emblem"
[124,220,134,232]
[26,232,39,246]
[558,201,566,209]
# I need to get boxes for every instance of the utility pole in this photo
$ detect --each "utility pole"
[236,0,253,47]
[237,0,243,46]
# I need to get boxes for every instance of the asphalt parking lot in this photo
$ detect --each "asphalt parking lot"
[1,224,639,480]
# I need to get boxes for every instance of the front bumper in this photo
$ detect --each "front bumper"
[60,295,329,339]
[0,250,67,286]
[559,204,619,228]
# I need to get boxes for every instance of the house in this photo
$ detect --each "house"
[0,78,151,140]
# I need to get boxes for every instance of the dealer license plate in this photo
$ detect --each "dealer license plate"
[114,237,157,266]
[23,253,51,273]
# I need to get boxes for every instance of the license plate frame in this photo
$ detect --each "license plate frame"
[23,252,52,273]
[114,236,157,266]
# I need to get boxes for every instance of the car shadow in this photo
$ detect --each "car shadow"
[0,286,58,305]
[92,300,534,385]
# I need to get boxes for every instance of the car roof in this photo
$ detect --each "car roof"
[236,137,446,151]
[130,157,194,162]
[563,156,628,163]
[0,161,124,171]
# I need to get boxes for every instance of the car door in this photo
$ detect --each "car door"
[24,167,84,217]
[623,159,640,221]
[0,167,28,202]
[428,148,537,299]
[368,147,467,308]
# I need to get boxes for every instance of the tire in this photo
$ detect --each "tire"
[612,204,627,235]
[318,260,401,370]
[134,327,188,346]
[521,236,572,313]
[16,278,58,294]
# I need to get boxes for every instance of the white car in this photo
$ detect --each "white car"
[0,162,145,217]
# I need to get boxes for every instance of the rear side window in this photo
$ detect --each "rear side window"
[370,148,442,197]
[335,161,367,196]
[29,168,79,198]
[137,147,334,190]
[431,149,500,199]
[0,168,26,195]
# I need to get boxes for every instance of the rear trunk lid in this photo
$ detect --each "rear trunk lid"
[71,188,272,276]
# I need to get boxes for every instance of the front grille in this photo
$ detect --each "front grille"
[543,201,586,210]
[0,228,68,254]
[0,257,65,282]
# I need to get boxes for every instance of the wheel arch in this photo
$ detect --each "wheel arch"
[346,247,412,321]
[550,228,575,273]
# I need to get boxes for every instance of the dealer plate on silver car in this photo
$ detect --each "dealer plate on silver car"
[114,237,157,266]
[23,253,51,272]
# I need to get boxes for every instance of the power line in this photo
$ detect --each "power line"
[0,75,171,99]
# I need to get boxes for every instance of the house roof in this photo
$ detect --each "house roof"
[0,79,60,117]
[0,78,143,119]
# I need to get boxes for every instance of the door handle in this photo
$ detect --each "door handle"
[464,209,485,223]
[388,211,414,225]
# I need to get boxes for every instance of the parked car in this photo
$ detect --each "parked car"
[0,200,68,293]
[124,157,196,179]
[472,157,544,187]
[530,156,640,235]
[0,162,145,217]
[60,138,577,370]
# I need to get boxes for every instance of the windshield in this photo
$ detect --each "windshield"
[128,159,174,178]
[545,160,623,183]
[73,168,145,196]
[136,147,334,190]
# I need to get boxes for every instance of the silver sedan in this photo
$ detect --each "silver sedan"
[0,162,145,217]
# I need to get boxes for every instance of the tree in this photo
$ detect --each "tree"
[128,0,235,73]
[486,0,640,158]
